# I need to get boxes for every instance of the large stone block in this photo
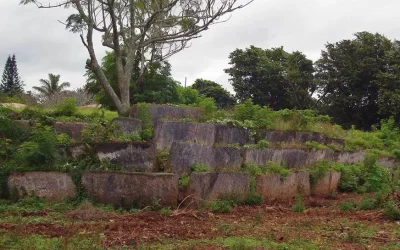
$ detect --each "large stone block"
[244,148,336,168]
[130,104,202,123]
[255,171,310,202]
[168,142,243,174]
[311,171,341,195]
[112,117,142,134]
[95,142,156,172]
[154,121,253,151]
[7,172,76,201]
[335,151,366,164]
[184,173,250,207]
[82,171,179,208]
[53,122,89,141]
[259,130,345,149]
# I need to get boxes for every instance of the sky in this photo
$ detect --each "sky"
[2,0,400,93]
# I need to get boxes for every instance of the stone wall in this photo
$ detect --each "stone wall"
[130,104,202,123]
[168,142,243,174]
[112,117,142,134]
[95,142,156,172]
[255,171,310,202]
[7,172,76,201]
[311,171,341,195]
[82,171,178,208]
[244,148,336,168]
[259,130,345,149]
[183,172,250,207]
[154,121,253,151]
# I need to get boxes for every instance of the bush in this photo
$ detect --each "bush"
[234,99,259,122]
[81,121,122,144]
[340,200,356,211]
[244,193,263,205]
[255,139,270,149]
[54,97,77,116]
[136,103,153,139]
[199,97,217,121]
[210,200,232,213]
[265,162,290,180]
[338,164,362,192]
[357,196,379,211]
[383,201,400,221]
[179,174,190,190]
[190,162,211,172]
[305,141,327,150]
[156,149,170,172]
[292,194,305,212]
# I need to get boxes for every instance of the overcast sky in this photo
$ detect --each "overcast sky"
[2,0,400,93]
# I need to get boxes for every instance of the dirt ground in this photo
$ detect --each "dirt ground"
[0,193,399,249]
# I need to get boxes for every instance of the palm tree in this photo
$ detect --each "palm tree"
[33,73,70,97]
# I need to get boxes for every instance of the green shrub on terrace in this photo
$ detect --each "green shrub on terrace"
[179,174,190,190]
[383,201,400,221]
[53,97,77,117]
[199,97,217,121]
[234,99,259,122]
[340,200,356,211]
[304,141,328,150]
[136,102,153,140]
[190,162,211,172]
[292,194,305,212]
[241,162,290,180]
[243,193,264,205]
[307,160,339,187]
[156,149,170,172]
[81,120,122,144]
[255,139,270,149]
[210,200,232,213]
[338,164,363,192]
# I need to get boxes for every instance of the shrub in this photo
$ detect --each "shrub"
[118,133,142,142]
[199,97,217,121]
[81,121,122,144]
[338,164,362,192]
[292,194,305,212]
[244,193,263,205]
[308,160,332,187]
[54,97,77,116]
[190,162,211,172]
[136,103,153,140]
[305,141,327,150]
[253,106,274,129]
[255,139,270,149]
[265,162,290,180]
[340,200,356,211]
[234,99,259,122]
[179,174,190,190]
[159,207,172,216]
[156,149,170,172]
[383,201,400,221]
[210,200,232,213]
[357,196,379,211]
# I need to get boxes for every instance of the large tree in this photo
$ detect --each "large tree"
[315,32,400,129]
[21,0,253,116]
[191,78,236,108]
[225,46,315,110]
[0,55,24,95]
[33,73,71,98]
[85,52,181,109]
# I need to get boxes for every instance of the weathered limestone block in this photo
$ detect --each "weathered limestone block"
[53,122,89,141]
[168,142,243,174]
[255,171,310,202]
[311,171,341,195]
[259,130,345,149]
[244,148,336,168]
[335,151,366,164]
[112,117,142,134]
[82,171,178,208]
[95,142,156,172]
[184,173,250,207]
[130,104,202,123]
[154,121,253,151]
[7,172,76,201]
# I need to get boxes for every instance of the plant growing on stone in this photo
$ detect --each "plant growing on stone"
[190,162,211,173]
[81,120,122,144]
[210,200,232,214]
[198,97,217,122]
[292,194,305,213]
[305,141,327,150]
[156,149,170,172]
[265,162,290,181]
[136,103,153,140]
[179,174,190,190]
[255,139,270,149]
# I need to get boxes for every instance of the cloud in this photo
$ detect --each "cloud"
[2,0,400,94]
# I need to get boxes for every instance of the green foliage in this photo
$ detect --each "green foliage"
[243,193,263,206]
[159,207,172,216]
[340,200,356,211]
[255,139,270,149]
[308,160,337,187]
[190,162,211,173]
[292,194,305,212]
[357,196,380,211]
[117,133,142,142]
[136,102,153,140]
[198,97,217,121]
[179,174,190,190]
[338,164,363,192]
[225,46,314,110]
[210,200,232,213]
[383,201,400,221]
[156,149,170,172]
[53,97,77,116]
[81,121,122,144]
[234,99,259,122]
[241,162,290,179]
[192,78,236,108]
[305,141,328,150]
[0,55,23,95]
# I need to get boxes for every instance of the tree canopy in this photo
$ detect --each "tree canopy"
[0,55,23,96]
[21,0,253,115]
[315,32,400,129]
[191,79,236,108]
[225,46,315,110]
[33,74,71,98]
